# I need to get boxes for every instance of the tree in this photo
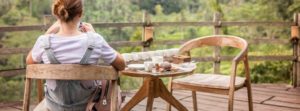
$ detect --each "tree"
[134,0,186,15]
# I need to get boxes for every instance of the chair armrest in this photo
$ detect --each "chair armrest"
[233,49,248,63]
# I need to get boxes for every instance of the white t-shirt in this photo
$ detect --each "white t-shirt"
[31,32,117,89]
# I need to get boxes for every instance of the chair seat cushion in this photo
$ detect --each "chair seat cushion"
[173,74,246,89]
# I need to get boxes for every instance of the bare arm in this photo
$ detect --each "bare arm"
[26,51,36,65]
[111,52,126,71]
[26,21,60,65]
[81,23,125,70]
[45,21,60,34]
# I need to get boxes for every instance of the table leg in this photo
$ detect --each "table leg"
[121,79,149,111]
[157,79,188,111]
[121,77,187,111]
[146,79,155,111]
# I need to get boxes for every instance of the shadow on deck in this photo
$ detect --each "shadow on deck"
[1,84,300,111]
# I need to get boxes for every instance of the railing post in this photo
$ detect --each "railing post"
[292,13,300,87]
[213,13,222,74]
[298,13,300,87]
[142,11,153,52]
[43,15,53,31]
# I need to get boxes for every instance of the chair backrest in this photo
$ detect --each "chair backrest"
[23,64,119,111]
[178,35,248,61]
[26,64,118,80]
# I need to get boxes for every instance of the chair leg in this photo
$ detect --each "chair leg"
[228,89,234,111]
[23,78,32,111]
[192,91,197,111]
[37,79,44,102]
[246,80,253,111]
[110,80,119,111]
[244,58,253,111]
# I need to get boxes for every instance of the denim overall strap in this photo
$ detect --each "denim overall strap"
[42,33,96,111]
[80,32,96,64]
[40,35,60,64]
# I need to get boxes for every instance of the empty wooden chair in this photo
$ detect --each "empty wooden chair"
[22,64,119,111]
[168,35,253,111]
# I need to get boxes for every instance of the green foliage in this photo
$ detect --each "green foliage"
[250,61,292,83]
[2,8,23,25]
[30,0,52,17]
[135,0,185,15]
[289,0,300,16]
[0,0,14,17]
[0,76,24,101]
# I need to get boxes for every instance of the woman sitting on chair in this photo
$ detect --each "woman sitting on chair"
[26,0,125,110]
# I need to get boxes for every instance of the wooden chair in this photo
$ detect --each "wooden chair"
[168,35,253,111]
[22,64,119,111]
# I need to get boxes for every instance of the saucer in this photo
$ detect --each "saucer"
[128,64,145,70]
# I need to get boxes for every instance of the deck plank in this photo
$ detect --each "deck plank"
[1,84,300,111]
[271,96,300,104]
[263,100,300,109]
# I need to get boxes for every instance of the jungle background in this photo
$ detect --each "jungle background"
[1,0,300,102]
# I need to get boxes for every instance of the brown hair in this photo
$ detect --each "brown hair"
[52,0,83,22]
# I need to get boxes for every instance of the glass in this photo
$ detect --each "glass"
[141,52,151,60]
[151,56,164,64]
[131,53,140,61]
[122,53,132,62]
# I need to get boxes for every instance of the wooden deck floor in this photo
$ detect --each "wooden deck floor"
[1,84,300,111]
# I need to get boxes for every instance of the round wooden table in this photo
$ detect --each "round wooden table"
[120,68,194,111]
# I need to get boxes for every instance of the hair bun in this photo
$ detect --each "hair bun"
[52,0,82,22]
[57,5,69,21]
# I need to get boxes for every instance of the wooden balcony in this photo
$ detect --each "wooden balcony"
[1,14,300,111]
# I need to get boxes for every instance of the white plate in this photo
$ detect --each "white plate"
[128,64,145,70]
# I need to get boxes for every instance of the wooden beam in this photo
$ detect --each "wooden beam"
[222,21,292,27]
[92,22,143,28]
[0,21,292,33]
[0,38,290,55]
[0,25,46,32]
[248,38,289,44]
[26,64,118,80]
[0,48,31,55]
[191,55,294,62]
[151,22,215,27]
[0,69,25,77]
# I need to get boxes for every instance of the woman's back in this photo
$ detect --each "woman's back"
[32,33,116,65]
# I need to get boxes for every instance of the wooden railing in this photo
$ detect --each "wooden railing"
[0,13,299,87]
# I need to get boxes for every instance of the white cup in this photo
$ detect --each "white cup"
[144,61,154,72]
